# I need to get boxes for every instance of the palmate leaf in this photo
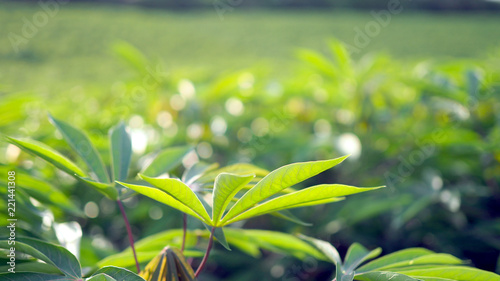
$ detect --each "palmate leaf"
[109,122,132,182]
[49,114,110,183]
[5,137,86,178]
[299,237,500,281]
[221,184,381,226]
[121,156,376,229]
[222,156,349,224]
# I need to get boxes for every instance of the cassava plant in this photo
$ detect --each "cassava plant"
[117,155,382,277]
[299,235,500,281]
[6,115,192,273]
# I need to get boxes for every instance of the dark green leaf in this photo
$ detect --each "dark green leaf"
[109,122,132,182]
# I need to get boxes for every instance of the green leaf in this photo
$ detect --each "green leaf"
[395,266,500,281]
[357,248,435,273]
[237,230,328,261]
[222,156,349,223]
[49,114,110,183]
[109,122,132,182]
[196,163,269,184]
[117,180,210,224]
[212,173,255,226]
[141,146,193,177]
[77,176,119,200]
[299,234,342,265]
[0,273,72,280]
[222,184,381,225]
[98,250,203,268]
[0,237,81,278]
[0,167,81,215]
[0,261,61,275]
[86,273,116,281]
[92,266,146,281]
[5,137,86,178]
[355,271,419,281]
[344,243,382,272]
[139,174,212,223]
[182,162,219,185]
[368,254,463,272]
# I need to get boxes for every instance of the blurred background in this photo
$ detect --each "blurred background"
[1,0,500,280]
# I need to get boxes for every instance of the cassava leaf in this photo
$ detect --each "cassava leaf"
[212,173,255,226]
[5,137,86,178]
[141,146,193,177]
[355,271,419,281]
[92,266,146,281]
[116,181,209,223]
[49,114,109,183]
[109,122,132,182]
[139,174,212,223]
[77,176,118,200]
[222,156,348,223]
[222,184,381,225]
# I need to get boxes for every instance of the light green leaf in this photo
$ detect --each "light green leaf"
[92,266,146,281]
[196,163,268,184]
[212,173,255,226]
[222,156,348,223]
[141,146,193,177]
[355,271,419,281]
[116,181,208,224]
[237,230,328,261]
[0,237,81,278]
[223,184,380,225]
[98,250,203,269]
[344,243,382,272]
[395,266,500,281]
[5,137,86,178]
[139,174,212,223]
[49,115,110,183]
[109,122,132,182]
[357,248,435,273]
[77,176,118,200]
[182,162,219,185]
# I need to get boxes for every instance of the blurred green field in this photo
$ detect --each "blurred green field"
[1,2,500,92]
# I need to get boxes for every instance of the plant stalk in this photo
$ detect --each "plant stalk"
[181,213,187,252]
[117,199,140,273]
[194,226,216,277]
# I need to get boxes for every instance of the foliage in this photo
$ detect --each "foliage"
[300,235,500,281]
[0,237,144,281]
